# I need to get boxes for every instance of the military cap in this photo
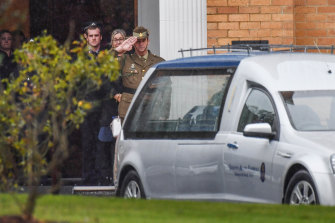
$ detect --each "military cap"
[133,26,149,39]
[83,21,103,34]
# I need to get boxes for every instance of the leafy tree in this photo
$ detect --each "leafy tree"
[0,32,119,221]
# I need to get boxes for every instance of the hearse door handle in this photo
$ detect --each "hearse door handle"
[227,142,239,150]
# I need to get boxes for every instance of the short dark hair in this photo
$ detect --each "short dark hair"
[83,22,102,35]
[12,30,26,43]
[0,29,12,38]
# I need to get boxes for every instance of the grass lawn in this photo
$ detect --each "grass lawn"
[0,193,335,223]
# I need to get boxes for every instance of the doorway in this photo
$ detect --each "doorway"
[29,0,136,180]
[30,0,136,47]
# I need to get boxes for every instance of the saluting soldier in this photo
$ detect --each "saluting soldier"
[113,26,165,120]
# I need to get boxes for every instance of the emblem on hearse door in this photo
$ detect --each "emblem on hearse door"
[260,162,265,182]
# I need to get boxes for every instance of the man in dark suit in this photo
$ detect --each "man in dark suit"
[81,22,117,185]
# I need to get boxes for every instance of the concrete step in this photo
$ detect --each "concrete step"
[72,186,115,196]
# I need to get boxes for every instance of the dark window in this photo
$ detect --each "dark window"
[30,0,135,45]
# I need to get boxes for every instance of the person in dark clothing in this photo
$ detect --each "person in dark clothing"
[0,30,17,82]
[81,22,117,185]
[12,29,26,50]
[95,77,118,185]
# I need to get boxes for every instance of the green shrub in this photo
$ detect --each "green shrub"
[0,32,119,219]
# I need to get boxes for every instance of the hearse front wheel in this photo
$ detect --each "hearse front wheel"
[284,170,319,205]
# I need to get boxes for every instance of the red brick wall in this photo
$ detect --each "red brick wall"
[207,0,335,47]
[0,0,30,38]
[295,0,335,46]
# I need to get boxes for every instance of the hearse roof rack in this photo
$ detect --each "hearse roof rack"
[178,44,335,58]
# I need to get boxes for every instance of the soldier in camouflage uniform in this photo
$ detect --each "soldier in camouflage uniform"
[113,26,165,119]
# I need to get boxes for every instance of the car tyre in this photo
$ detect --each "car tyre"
[284,170,319,205]
[120,170,146,199]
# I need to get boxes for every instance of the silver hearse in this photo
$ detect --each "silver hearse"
[113,46,335,205]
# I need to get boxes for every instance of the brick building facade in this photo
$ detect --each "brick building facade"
[207,0,335,47]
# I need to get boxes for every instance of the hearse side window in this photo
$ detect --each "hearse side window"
[237,88,276,132]
[124,68,235,139]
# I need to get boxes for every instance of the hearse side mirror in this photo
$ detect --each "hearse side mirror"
[110,116,122,137]
[243,123,275,140]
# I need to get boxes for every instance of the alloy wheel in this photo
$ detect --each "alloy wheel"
[290,180,316,205]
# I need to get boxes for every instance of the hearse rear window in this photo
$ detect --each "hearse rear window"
[124,68,235,139]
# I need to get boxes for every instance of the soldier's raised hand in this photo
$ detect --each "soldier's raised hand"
[115,36,137,53]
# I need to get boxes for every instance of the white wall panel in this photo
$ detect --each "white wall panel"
[160,0,207,60]
[158,0,207,117]
[138,0,160,55]
[138,0,207,59]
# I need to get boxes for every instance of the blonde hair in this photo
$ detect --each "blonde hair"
[111,29,126,40]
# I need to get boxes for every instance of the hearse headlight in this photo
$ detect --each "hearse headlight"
[331,154,335,174]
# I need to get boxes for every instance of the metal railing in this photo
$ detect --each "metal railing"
[178,44,335,57]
